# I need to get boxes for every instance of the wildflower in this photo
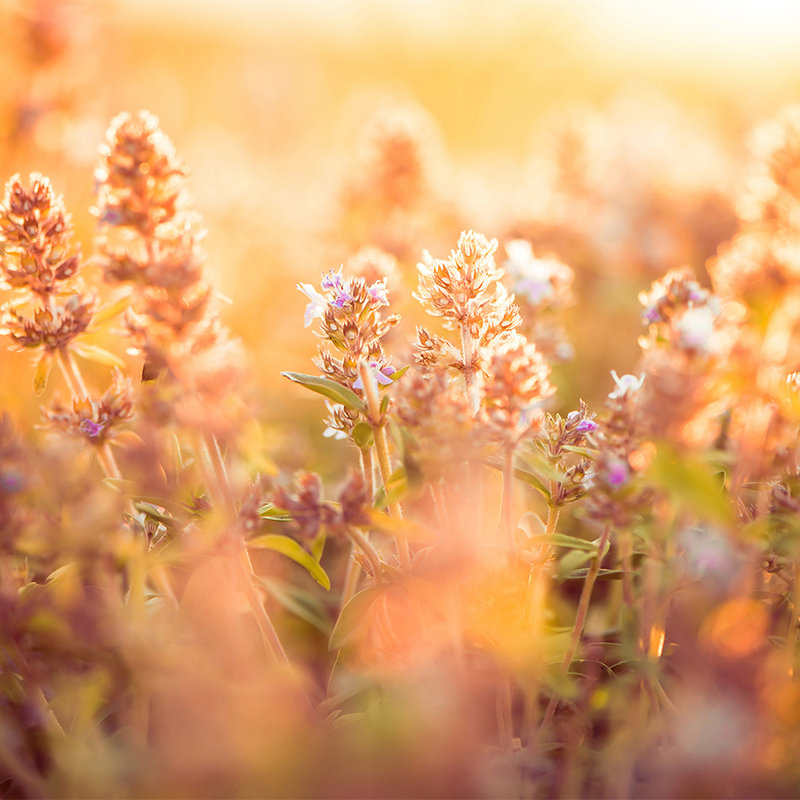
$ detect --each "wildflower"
[0,174,94,354]
[609,371,645,400]
[44,369,134,446]
[297,282,327,327]
[394,366,488,478]
[482,334,555,447]
[352,361,395,391]
[504,239,573,308]
[299,269,398,398]
[675,305,716,353]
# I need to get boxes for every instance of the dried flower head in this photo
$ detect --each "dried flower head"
[394,366,487,478]
[298,266,399,404]
[639,267,722,357]
[0,173,80,296]
[94,111,243,437]
[44,369,134,445]
[94,110,185,236]
[413,230,521,397]
[0,174,94,358]
[482,334,555,447]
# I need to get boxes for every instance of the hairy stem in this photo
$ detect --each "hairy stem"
[459,321,479,414]
[358,360,411,569]
[541,523,611,730]
[346,525,384,581]
[196,432,289,664]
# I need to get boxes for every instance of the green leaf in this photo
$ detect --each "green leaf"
[389,365,409,382]
[556,549,596,579]
[33,352,53,397]
[257,503,292,521]
[71,342,126,369]
[532,533,599,552]
[90,295,130,327]
[352,421,374,449]
[310,531,327,562]
[649,442,732,525]
[374,465,409,508]
[248,534,331,590]
[483,458,551,501]
[329,585,384,650]
[561,445,596,458]
[281,372,366,413]
[258,576,331,635]
[133,501,175,527]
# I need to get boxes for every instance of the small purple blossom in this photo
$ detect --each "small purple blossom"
[0,469,24,493]
[353,361,395,391]
[575,419,599,434]
[643,306,661,324]
[79,418,105,439]
[606,458,629,488]
[332,289,355,309]
[321,268,344,293]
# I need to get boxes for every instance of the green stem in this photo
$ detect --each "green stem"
[197,432,290,664]
[541,523,611,730]
[499,445,516,550]
[358,360,411,569]
[459,321,479,414]
[346,525,384,581]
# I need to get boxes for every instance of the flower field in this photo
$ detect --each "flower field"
[2,2,800,797]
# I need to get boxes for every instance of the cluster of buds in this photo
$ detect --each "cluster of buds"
[0,173,93,353]
[299,266,398,438]
[639,267,722,358]
[337,102,447,259]
[94,111,242,437]
[637,267,727,445]
[481,334,555,448]
[537,400,598,507]
[413,231,520,388]
[587,372,655,526]
[503,239,575,361]
[268,471,370,544]
[44,369,134,446]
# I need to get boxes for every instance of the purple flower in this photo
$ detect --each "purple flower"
[80,419,105,439]
[575,419,599,434]
[321,268,344,293]
[0,470,24,493]
[353,362,395,391]
[606,458,629,488]
[332,289,354,309]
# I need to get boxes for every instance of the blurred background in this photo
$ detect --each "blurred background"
[1,0,799,470]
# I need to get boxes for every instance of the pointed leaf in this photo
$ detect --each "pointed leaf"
[33,352,53,396]
[71,342,126,369]
[329,585,384,651]
[258,576,331,635]
[257,503,292,521]
[90,295,130,327]
[531,533,599,552]
[281,372,366,413]
[248,533,331,590]
[352,422,374,449]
